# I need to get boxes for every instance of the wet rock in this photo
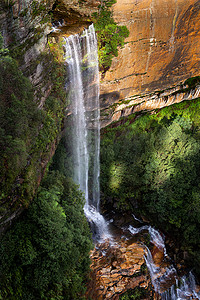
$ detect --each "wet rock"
[152,246,164,265]
[86,240,150,299]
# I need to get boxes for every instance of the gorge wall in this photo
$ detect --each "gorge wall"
[100,0,200,126]
[0,0,99,230]
[1,0,200,297]
[0,0,100,101]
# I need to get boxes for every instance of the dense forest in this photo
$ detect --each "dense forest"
[101,91,200,277]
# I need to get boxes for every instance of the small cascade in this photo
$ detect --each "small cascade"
[148,226,166,255]
[64,24,110,242]
[128,224,200,299]
[144,246,162,292]
[161,272,200,300]
[84,206,111,242]
[50,20,64,33]
[128,224,167,254]
[144,245,177,294]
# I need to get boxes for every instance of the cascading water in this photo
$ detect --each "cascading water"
[128,224,200,299]
[161,272,200,300]
[128,224,166,253]
[64,24,110,242]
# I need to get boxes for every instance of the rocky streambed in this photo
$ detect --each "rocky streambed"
[86,215,200,300]
[86,239,150,299]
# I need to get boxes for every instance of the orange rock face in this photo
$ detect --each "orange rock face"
[100,0,200,103]
[86,240,150,299]
[101,83,200,127]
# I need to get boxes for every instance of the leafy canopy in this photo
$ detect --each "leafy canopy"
[0,170,92,300]
[101,97,200,276]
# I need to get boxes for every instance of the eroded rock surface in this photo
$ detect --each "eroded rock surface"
[100,0,200,105]
[86,240,151,299]
[101,81,200,127]
[86,234,200,300]
[0,0,99,88]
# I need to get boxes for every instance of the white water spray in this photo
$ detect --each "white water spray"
[64,24,110,242]
[161,272,200,300]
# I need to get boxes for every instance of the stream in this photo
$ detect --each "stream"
[86,214,200,299]
[128,221,200,299]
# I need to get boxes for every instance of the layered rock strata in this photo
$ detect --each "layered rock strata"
[101,81,200,127]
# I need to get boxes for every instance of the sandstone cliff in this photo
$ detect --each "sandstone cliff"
[100,0,200,123]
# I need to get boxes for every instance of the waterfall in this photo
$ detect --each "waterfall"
[82,25,100,210]
[64,24,110,242]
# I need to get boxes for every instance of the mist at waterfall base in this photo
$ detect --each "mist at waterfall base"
[63,25,110,242]
[128,222,200,299]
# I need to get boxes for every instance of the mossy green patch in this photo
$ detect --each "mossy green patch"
[119,287,150,300]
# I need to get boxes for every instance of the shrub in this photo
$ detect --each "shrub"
[93,0,129,73]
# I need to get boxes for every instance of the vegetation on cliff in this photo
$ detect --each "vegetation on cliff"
[0,34,66,221]
[119,287,148,300]
[0,24,92,299]
[93,0,129,73]
[101,95,200,277]
[0,143,92,300]
[0,39,41,207]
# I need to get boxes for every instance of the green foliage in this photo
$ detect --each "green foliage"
[0,34,66,217]
[119,287,148,299]
[184,76,200,88]
[0,50,42,200]
[101,97,200,276]
[0,35,9,56]
[93,0,129,73]
[0,169,92,299]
